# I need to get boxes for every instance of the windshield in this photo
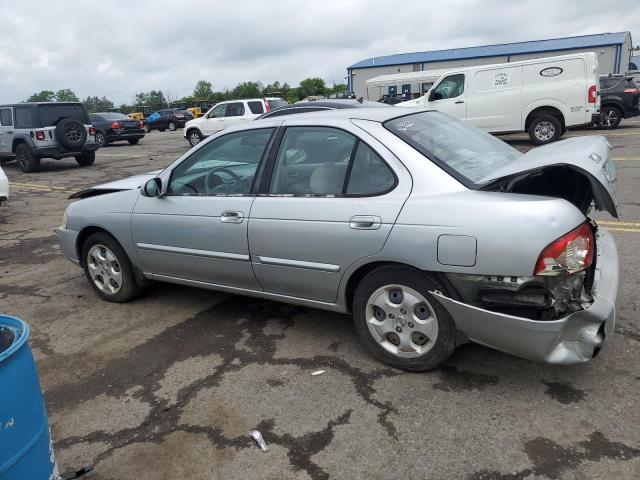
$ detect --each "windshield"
[384,111,521,185]
[37,104,88,126]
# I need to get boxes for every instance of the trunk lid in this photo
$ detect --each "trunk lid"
[480,136,617,217]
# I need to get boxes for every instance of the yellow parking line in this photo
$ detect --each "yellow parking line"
[598,220,640,227]
[606,227,640,233]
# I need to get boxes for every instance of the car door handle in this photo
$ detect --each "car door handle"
[349,215,381,230]
[455,100,464,104]
[221,211,244,223]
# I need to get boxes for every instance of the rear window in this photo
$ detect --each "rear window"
[384,111,521,186]
[97,112,127,120]
[248,101,264,114]
[267,99,288,110]
[37,104,87,126]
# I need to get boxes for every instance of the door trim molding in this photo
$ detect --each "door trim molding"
[253,255,340,272]
[136,242,250,262]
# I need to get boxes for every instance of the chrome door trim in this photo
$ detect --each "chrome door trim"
[145,272,347,313]
[136,243,250,261]
[253,255,340,272]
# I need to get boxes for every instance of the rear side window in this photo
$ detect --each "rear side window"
[267,99,288,110]
[248,101,264,114]
[0,109,12,126]
[15,107,35,128]
[346,142,396,195]
[37,104,87,126]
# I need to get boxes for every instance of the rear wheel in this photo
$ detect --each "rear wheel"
[81,232,141,303]
[95,131,107,148]
[75,151,95,167]
[15,144,40,173]
[187,129,202,146]
[528,115,562,145]
[168,121,177,131]
[597,106,622,129]
[352,266,457,371]
[127,139,140,145]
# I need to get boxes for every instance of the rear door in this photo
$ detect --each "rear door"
[0,108,14,154]
[426,74,467,121]
[223,101,250,129]
[248,119,412,302]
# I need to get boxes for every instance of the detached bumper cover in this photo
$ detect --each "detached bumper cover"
[432,228,618,364]
[55,227,80,265]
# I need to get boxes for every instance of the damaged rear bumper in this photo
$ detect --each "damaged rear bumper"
[432,228,618,364]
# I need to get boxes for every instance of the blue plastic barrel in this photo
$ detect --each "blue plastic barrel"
[0,315,58,480]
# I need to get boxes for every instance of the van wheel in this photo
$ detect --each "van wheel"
[528,115,561,145]
[15,144,41,172]
[597,106,622,129]
[352,266,458,371]
[75,151,95,167]
[81,232,141,303]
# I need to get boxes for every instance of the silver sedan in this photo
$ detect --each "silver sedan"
[56,108,619,371]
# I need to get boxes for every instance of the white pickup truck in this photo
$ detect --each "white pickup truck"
[399,52,601,144]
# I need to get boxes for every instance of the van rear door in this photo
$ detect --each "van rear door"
[466,65,523,132]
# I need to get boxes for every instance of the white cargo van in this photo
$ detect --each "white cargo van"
[399,53,600,144]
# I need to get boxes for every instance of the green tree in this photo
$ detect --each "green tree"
[82,96,114,113]
[55,89,79,102]
[134,90,167,111]
[193,80,214,101]
[298,78,327,98]
[232,81,263,99]
[329,83,348,94]
[27,90,55,102]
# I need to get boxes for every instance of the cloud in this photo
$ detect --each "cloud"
[0,0,638,104]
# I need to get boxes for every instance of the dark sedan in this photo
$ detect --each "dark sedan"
[89,112,145,147]
[257,99,388,119]
[597,75,640,129]
[144,109,194,132]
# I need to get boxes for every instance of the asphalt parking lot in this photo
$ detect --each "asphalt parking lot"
[1,123,639,480]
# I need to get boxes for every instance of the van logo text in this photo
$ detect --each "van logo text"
[540,67,563,77]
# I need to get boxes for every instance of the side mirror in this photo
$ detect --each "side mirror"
[142,178,162,197]
[429,90,441,101]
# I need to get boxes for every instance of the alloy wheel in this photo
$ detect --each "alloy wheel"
[601,109,618,128]
[168,122,176,131]
[86,244,123,295]
[366,284,439,358]
[96,132,106,147]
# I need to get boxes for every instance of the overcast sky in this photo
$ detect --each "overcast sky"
[1,0,639,105]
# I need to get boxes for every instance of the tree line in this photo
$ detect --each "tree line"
[26,78,348,114]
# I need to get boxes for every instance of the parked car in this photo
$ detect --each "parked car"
[184,98,288,146]
[0,102,98,172]
[328,92,356,99]
[597,74,640,129]
[257,99,388,119]
[89,112,145,147]
[57,108,618,371]
[0,164,8,204]
[144,109,194,132]
[399,52,601,145]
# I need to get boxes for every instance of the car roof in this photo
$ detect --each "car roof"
[257,106,431,124]
[292,99,386,109]
[0,102,83,108]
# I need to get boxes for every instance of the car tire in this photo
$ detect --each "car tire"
[352,265,458,371]
[55,118,88,149]
[15,143,41,173]
[528,115,562,145]
[187,129,202,146]
[168,121,176,132]
[597,106,622,129]
[127,139,140,145]
[81,232,141,303]
[96,131,107,148]
[75,151,95,167]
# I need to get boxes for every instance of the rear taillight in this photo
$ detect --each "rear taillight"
[588,85,597,104]
[534,222,594,276]
[35,131,45,140]
[175,113,184,118]
[139,121,144,128]
[111,121,120,129]
[89,127,96,136]
[623,88,640,94]
[264,100,270,113]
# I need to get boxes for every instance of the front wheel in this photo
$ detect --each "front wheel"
[75,151,95,167]
[168,121,177,131]
[597,106,622,129]
[528,115,562,145]
[81,232,141,303]
[352,266,458,371]
[187,129,202,146]
[128,139,140,145]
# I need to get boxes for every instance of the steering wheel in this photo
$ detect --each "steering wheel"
[205,166,245,193]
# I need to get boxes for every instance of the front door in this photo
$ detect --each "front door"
[0,108,14,154]
[202,103,228,135]
[249,123,411,303]
[426,74,467,121]
[131,127,275,289]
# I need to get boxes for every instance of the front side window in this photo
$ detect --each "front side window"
[431,74,465,100]
[226,102,245,117]
[0,109,13,126]
[168,128,274,195]
[247,101,264,114]
[210,103,227,118]
[384,111,521,185]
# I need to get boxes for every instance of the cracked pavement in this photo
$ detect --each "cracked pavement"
[1,126,639,479]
